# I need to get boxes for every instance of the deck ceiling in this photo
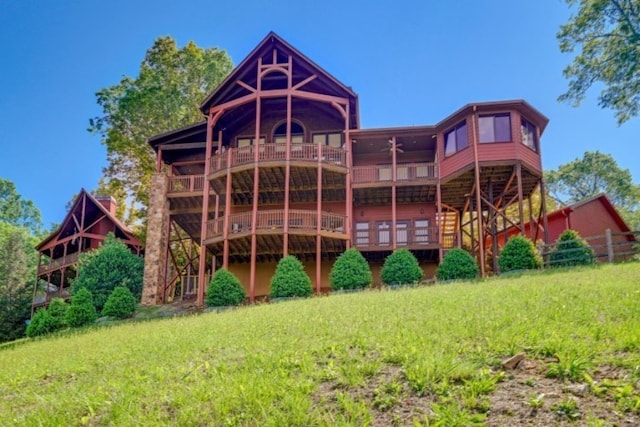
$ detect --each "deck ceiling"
[440,164,541,210]
[354,185,437,206]
[211,167,347,205]
[208,234,347,264]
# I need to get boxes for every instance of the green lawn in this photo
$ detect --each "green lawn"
[1,264,639,426]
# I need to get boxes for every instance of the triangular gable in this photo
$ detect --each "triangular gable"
[36,189,141,251]
[200,32,359,127]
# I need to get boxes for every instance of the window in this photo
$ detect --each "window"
[521,118,537,152]
[236,136,265,148]
[478,114,511,143]
[377,222,391,246]
[444,121,468,156]
[355,222,370,246]
[415,220,430,244]
[273,121,304,144]
[313,132,343,147]
[396,221,409,246]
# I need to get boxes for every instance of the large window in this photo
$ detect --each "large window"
[444,121,468,156]
[479,114,511,143]
[521,118,537,152]
[236,136,265,148]
[312,132,343,147]
[273,121,304,144]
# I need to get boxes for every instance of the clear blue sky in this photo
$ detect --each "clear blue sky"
[1,0,639,227]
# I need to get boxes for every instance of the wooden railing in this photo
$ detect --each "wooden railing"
[168,175,205,194]
[206,210,346,240]
[353,224,439,250]
[352,162,436,184]
[208,143,347,174]
[37,251,81,274]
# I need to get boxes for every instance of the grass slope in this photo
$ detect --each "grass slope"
[1,264,640,426]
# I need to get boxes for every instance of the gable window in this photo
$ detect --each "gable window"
[313,132,343,148]
[444,121,468,157]
[273,121,304,144]
[521,118,537,152]
[479,114,511,143]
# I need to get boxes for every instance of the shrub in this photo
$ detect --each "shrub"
[205,269,246,307]
[381,249,423,286]
[330,248,372,291]
[270,255,313,298]
[549,229,595,267]
[101,286,138,319]
[65,288,97,327]
[436,248,479,281]
[25,298,68,337]
[72,233,144,311]
[498,235,542,273]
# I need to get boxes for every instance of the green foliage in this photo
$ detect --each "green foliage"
[72,233,144,311]
[0,223,39,343]
[498,235,542,273]
[381,249,423,285]
[270,255,312,298]
[65,288,97,327]
[26,298,68,337]
[101,287,137,319]
[0,177,43,234]
[436,248,479,281]
[558,0,640,124]
[89,37,233,226]
[205,269,246,307]
[329,248,372,291]
[545,151,640,220]
[549,229,595,267]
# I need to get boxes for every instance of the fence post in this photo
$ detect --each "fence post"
[605,228,614,263]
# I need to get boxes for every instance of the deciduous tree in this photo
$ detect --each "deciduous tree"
[0,177,42,234]
[89,37,232,229]
[545,151,640,228]
[558,0,640,124]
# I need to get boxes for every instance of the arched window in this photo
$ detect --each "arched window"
[273,121,305,144]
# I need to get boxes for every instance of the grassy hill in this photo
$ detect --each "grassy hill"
[1,264,639,426]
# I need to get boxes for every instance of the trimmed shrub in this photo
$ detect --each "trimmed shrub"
[330,248,372,291]
[101,287,137,319]
[381,249,423,286]
[549,229,595,267]
[65,288,97,327]
[26,298,68,337]
[498,235,542,273]
[205,269,246,307]
[436,248,479,281]
[72,233,144,311]
[270,255,313,298]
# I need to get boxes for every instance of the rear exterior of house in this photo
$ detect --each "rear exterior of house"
[142,32,550,305]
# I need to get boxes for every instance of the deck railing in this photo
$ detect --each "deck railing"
[168,175,205,193]
[352,162,436,184]
[353,224,439,250]
[37,251,81,274]
[206,209,346,240]
[208,143,347,174]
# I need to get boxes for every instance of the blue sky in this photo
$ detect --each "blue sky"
[1,0,639,227]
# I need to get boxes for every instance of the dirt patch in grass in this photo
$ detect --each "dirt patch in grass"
[486,358,640,426]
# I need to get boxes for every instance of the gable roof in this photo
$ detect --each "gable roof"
[199,32,359,128]
[36,189,141,251]
[567,193,632,233]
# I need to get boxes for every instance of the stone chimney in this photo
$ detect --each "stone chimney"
[95,195,118,217]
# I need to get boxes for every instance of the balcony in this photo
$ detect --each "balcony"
[168,175,206,195]
[208,143,347,177]
[353,223,439,251]
[205,209,347,243]
[37,252,81,275]
[352,162,436,187]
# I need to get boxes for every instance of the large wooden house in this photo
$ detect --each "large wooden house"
[33,189,142,312]
[141,32,550,306]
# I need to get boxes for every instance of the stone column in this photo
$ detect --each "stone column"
[141,173,169,305]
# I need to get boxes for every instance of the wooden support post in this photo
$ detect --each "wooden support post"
[516,163,525,234]
[606,228,614,263]
[391,136,397,250]
[31,252,42,316]
[283,55,292,257]
[539,178,550,245]
[436,182,443,261]
[345,104,352,249]
[316,142,323,294]
[223,153,232,269]
[489,179,499,273]
[249,58,262,304]
[471,109,486,276]
[197,114,214,306]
